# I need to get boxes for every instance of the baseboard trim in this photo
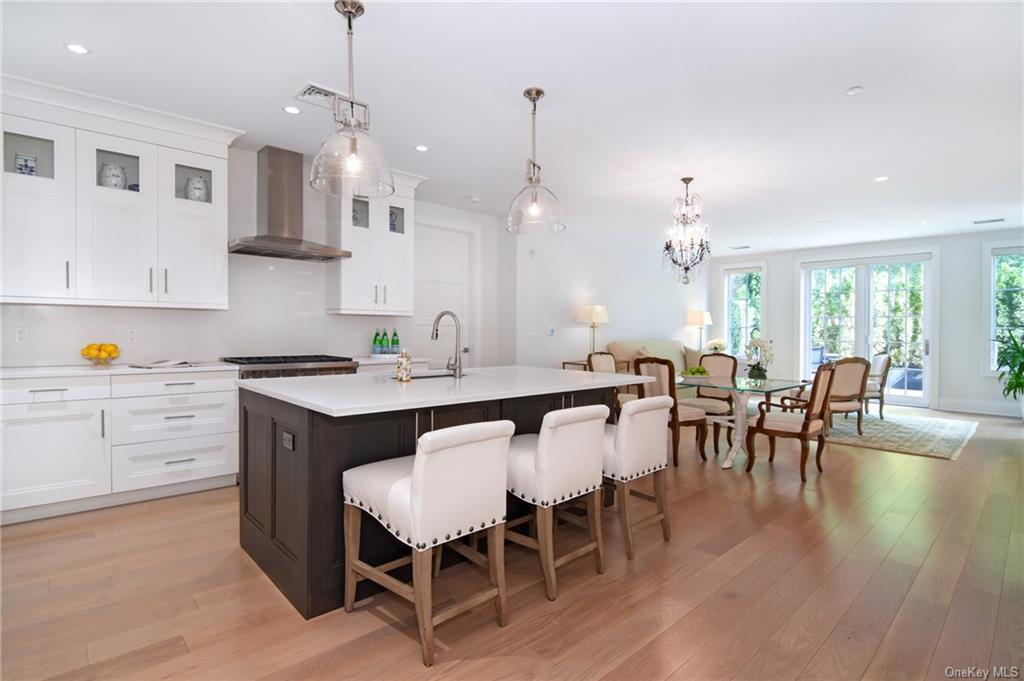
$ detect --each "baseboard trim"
[936,398,1020,418]
[1,474,238,525]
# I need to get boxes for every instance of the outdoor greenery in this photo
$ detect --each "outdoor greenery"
[996,331,1024,400]
[809,266,856,360]
[727,270,761,355]
[993,253,1024,369]
[870,262,925,378]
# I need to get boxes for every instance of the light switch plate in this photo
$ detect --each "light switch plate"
[126,328,139,343]
[282,432,294,450]
[14,328,27,344]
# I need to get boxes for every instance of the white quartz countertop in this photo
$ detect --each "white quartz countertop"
[237,365,653,418]
[0,362,238,379]
[352,355,431,366]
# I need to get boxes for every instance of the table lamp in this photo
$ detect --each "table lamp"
[577,304,609,354]
[686,310,713,349]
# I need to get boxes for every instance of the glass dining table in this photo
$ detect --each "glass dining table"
[675,375,810,469]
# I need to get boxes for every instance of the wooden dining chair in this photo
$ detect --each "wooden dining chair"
[863,352,892,420]
[747,362,836,482]
[634,357,707,464]
[588,351,633,417]
[677,353,738,453]
[781,357,870,435]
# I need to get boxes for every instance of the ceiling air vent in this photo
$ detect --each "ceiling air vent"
[972,218,1006,225]
[294,82,343,109]
[730,245,751,250]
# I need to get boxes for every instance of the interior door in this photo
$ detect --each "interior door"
[1,115,77,298]
[76,130,159,302]
[414,225,471,369]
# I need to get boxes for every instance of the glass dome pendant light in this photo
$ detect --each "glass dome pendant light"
[506,87,566,234]
[309,0,395,197]
[663,177,711,285]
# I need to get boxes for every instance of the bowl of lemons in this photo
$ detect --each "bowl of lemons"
[80,342,120,366]
[682,366,709,376]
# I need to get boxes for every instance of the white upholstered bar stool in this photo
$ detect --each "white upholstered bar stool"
[506,405,609,601]
[602,396,674,560]
[342,420,516,667]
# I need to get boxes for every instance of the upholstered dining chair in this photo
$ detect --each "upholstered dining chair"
[782,357,871,435]
[677,352,738,453]
[588,351,634,416]
[634,357,707,464]
[747,362,836,482]
[864,352,892,419]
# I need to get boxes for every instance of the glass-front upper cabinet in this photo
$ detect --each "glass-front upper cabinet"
[75,130,159,302]
[1,115,77,298]
[157,147,228,306]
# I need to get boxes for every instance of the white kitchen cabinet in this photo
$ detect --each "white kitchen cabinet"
[112,432,238,493]
[75,130,160,302]
[157,147,229,306]
[1,115,77,298]
[2,399,111,510]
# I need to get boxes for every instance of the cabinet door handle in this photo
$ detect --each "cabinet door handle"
[165,457,196,465]
[28,387,68,393]
[164,268,169,294]
[65,261,70,289]
[374,284,378,304]
[149,267,154,293]
[164,381,196,387]
[383,285,387,305]
[101,409,105,438]
[163,414,196,420]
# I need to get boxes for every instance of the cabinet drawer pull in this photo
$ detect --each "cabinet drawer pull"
[164,268,169,294]
[65,261,71,289]
[28,388,68,393]
[164,414,196,420]
[101,409,106,438]
[164,381,196,387]
[149,267,154,293]
[165,457,196,465]
[374,284,378,304]
[383,285,387,305]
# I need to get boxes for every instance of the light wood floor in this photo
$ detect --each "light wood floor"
[2,407,1021,680]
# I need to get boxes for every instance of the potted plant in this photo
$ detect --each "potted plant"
[996,331,1024,419]
[745,337,774,380]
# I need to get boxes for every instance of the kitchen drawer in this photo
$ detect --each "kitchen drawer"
[112,432,238,493]
[1,375,110,405]
[111,391,237,445]
[111,370,238,398]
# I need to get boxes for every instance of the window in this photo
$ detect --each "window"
[725,269,762,356]
[991,248,1024,369]
[807,266,856,373]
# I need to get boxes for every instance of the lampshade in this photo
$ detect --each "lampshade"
[577,304,609,325]
[686,310,713,326]
[506,184,566,234]
[309,123,395,198]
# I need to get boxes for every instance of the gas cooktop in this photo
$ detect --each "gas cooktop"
[222,355,353,365]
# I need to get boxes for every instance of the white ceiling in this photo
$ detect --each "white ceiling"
[3,1,1021,253]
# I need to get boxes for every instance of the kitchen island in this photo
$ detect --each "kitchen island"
[237,365,651,618]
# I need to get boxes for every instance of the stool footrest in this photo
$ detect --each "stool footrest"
[352,559,415,602]
[553,541,599,569]
[445,539,488,569]
[432,586,500,627]
[632,512,666,532]
[629,489,656,503]
[505,529,540,551]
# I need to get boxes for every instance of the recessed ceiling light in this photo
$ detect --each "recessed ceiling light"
[874,176,889,182]
[818,220,829,225]
[919,220,928,225]
[282,105,301,115]
[764,238,773,243]
[64,43,90,55]
[415,145,429,152]
[846,86,864,96]
[468,195,481,203]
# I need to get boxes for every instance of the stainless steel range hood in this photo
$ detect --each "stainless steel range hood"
[228,145,351,262]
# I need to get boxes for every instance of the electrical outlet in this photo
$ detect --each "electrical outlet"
[547,327,556,337]
[14,327,27,344]
[126,328,139,343]
[354,331,362,342]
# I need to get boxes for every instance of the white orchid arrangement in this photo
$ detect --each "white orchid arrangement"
[746,337,774,368]
[705,338,727,353]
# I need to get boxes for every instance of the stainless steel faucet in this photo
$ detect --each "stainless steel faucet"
[430,310,463,378]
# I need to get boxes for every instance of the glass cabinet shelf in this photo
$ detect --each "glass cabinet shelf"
[4,132,55,178]
[96,149,140,191]
[174,164,212,203]
[388,205,405,234]
[352,198,370,228]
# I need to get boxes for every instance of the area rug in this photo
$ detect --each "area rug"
[825,413,978,460]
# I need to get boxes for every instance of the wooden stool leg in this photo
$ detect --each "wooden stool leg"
[343,504,361,612]
[670,420,680,467]
[615,480,636,560]
[654,469,670,541]
[587,489,605,574]
[799,439,810,483]
[412,549,434,666]
[536,505,558,600]
[432,545,442,578]
[487,524,508,626]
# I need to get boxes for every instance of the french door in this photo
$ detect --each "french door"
[805,256,932,406]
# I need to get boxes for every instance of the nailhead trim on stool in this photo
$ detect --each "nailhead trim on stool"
[343,494,505,551]
[507,482,603,508]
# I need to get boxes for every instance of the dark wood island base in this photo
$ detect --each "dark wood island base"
[239,386,615,619]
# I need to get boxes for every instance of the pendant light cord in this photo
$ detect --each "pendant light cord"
[346,14,355,99]
[531,99,537,164]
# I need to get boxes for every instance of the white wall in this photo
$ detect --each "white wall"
[709,227,1023,417]
[515,209,708,367]
[0,148,514,367]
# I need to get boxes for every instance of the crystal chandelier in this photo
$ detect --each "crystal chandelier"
[309,0,394,197]
[664,177,710,284]
[506,87,566,234]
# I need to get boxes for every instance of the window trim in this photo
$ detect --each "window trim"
[722,262,766,360]
[982,238,1024,376]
